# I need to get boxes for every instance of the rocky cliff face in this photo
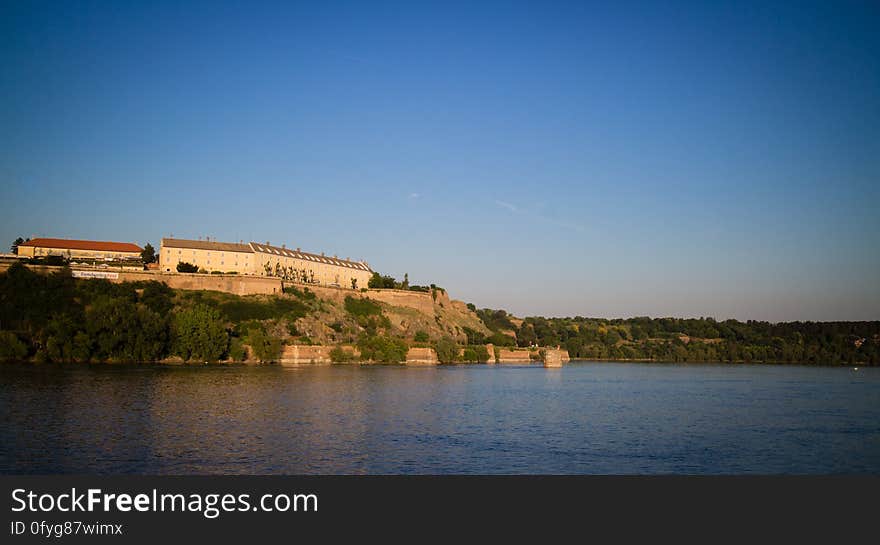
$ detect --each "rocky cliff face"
[287,286,490,346]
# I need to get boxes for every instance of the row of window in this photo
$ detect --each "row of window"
[166,249,249,259]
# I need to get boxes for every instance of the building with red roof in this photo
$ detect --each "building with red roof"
[17,238,143,261]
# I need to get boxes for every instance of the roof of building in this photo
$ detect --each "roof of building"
[20,238,143,253]
[161,238,254,253]
[249,242,372,271]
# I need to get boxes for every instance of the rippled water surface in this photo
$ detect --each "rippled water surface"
[1,362,879,474]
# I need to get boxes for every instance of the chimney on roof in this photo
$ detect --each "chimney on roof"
[282,244,286,249]
[266,241,270,246]
[321,252,325,256]
[346,257,349,261]
[296,247,300,252]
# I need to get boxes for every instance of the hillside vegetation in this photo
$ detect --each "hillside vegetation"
[0,263,489,363]
[1,263,877,365]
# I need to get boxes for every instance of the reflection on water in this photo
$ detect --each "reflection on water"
[1,362,879,474]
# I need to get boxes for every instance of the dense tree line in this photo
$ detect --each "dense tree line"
[0,263,237,363]
[473,309,880,365]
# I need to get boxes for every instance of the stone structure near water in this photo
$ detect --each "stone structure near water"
[406,347,439,365]
[543,349,570,368]
[496,349,532,364]
[280,344,336,365]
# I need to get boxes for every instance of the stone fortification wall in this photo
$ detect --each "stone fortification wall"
[280,345,336,365]
[0,263,284,296]
[406,347,438,365]
[368,289,440,314]
[282,284,445,314]
[149,272,282,295]
[496,349,532,364]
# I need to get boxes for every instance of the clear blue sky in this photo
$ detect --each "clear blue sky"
[2,1,878,321]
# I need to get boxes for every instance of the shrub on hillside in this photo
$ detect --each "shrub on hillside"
[0,331,28,361]
[434,336,458,363]
[82,297,169,362]
[171,303,228,362]
[344,296,390,334]
[218,296,308,322]
[357,335,407,363]
[462,344,490,363]
[246,325,282,363]
[344,296,382,317]
[228,337,248,362]
[487,332,516,347]
[329,346,357,363]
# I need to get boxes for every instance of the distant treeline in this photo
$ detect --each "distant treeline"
[471,309,880,365]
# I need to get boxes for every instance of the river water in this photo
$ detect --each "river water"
[1,362,878,474]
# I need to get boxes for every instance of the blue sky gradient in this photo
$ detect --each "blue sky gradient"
[2,1,878,321]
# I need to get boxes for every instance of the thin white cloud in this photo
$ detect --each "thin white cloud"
[493,199,585,232]
[495,200,519,213]
[408,193,420,200]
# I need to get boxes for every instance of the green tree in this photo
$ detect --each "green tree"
[434,336,458,363]
[171,303,228,361]
[472,344,490,363]
[487,332,516,346]
[177,262,198,273]
[0,331,28,361]
[246,325,282,362]
[414,330,430,343]
[10,237,26,255]
[329,346,357,363]
[517,323,537,347]
[140,243,157,264]
[228,337,248,361]
[463,327,485,345]
[85,297,168,362]
[357,335,407,363]
[368,272,397,289]
[604,328,621,346]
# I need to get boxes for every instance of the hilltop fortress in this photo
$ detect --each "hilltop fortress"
[3,235,572,366]
[161,238,374,289]
[9,236,375,291]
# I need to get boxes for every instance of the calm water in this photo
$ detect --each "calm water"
[1,362,879,474]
